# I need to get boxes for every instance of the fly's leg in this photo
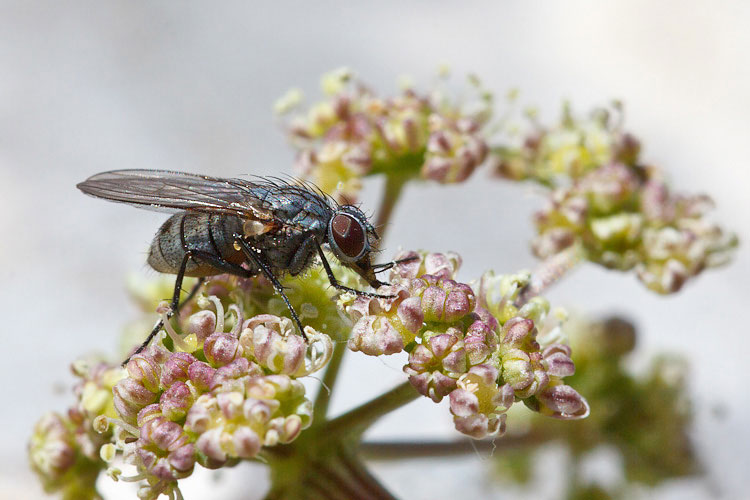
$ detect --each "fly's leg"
[313,240,396,299]
[233,236,310,341]
[370,255,421,274]
[122,250,252,366]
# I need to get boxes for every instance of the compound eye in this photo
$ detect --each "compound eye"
[331,213,366,259]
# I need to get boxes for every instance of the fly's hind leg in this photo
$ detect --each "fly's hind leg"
[122,250,251,366]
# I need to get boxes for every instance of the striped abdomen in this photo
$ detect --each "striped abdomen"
[148,212,246,277]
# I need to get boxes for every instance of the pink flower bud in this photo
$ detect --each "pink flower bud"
[464,319,497,366]
[29,413,75,482]
[536,384,589,419]
[160,352,197,388]
[160,382,194,421]
[126,354,161,393]
[216,392,244,420]
[187,361,216,392]
[542,344,575,377]
[240,315,306,375]
[501,317,536,348]
[500,348,534,391]
[390,250,423,279]
[204,332,240,367]
[406,370,457,403]
[449,366,511,439]
[348,316,404,356]
[423,252,462,280]
[210,358,260,393]
[232,426,261,458]
[137,404,162,427]
[420,278,475,323]
[397,297,424,333]
[136,418,195,480]
[449,388,479,417]
[113,378,158,423]
[186,310,217,342]
[243,398,278,424]
[196,428,226,463]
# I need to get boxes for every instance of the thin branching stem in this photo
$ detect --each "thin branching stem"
[374,174,409,245]
[323,382,420,439]
[516,244,584,306]
[312,341,347,420]
[360,433,548,460]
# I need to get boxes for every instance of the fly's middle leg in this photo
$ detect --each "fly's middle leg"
[233,236,310,341]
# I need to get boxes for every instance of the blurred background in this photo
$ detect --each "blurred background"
[2,1,748,499]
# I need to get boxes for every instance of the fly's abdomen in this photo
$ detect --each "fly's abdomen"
[148,212,245,277]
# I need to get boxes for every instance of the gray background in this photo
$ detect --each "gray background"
[1,1,748,499]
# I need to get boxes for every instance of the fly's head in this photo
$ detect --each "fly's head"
[327,205,385,289]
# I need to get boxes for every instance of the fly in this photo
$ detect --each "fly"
[77,169,411,364]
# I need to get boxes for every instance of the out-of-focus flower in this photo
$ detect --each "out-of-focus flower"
[342,250,588,439]
[493,316,699,498]
[492,102,736,293]
[531,163,737,293]
[29,360,126,500]
[280,69,493,202]
[28,413,102,500]
[492,102,638,185]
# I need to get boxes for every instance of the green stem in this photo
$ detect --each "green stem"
[312,341,347,420]
[516,243,584,306]
[323,382,420,439]
[264,441,396,500]
[373,174,408,244]
[360,432,548,460]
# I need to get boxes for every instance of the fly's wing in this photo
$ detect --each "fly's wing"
[77,169,273,221]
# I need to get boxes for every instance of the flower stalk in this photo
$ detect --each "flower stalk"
[323,382,420,439]
[515,244,584,307]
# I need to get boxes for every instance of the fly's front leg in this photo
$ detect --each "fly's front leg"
[370,254,421,273]
[233,236,309,341]
[313,240,396,299]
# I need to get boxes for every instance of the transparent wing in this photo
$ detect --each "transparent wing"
[77,169,272,219]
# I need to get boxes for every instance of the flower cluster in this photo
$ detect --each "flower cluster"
[490,102,736,293]
[343,251,588,439]
[532,163,737,293]
[492,102,640,186]
[278,68,492,202]
[106,303,332,500]
[29,361,124,500]
[33,288,333,500]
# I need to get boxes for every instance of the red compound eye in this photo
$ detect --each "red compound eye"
[331,213,366,259]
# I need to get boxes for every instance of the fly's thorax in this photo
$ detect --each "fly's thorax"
[247,223,323,276]
[243,219,274,237]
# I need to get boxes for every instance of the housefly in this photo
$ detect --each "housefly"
[77,169,410,363]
